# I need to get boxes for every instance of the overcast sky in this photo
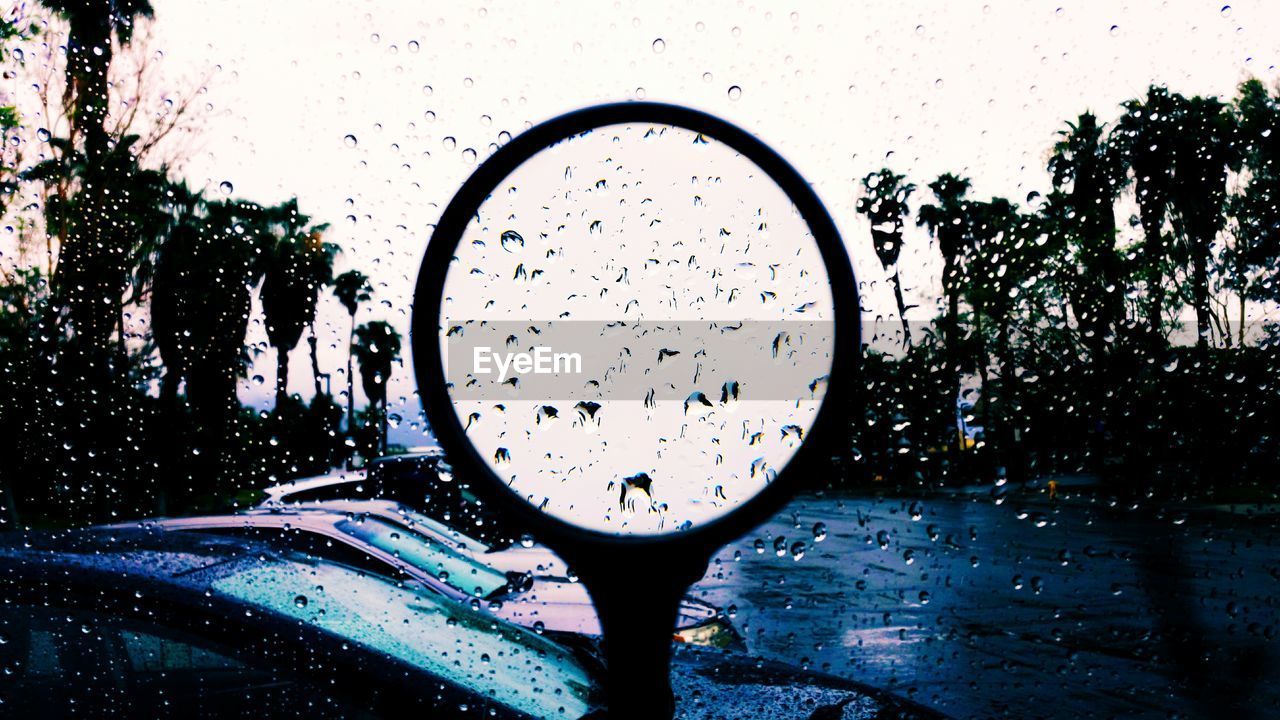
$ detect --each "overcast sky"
[11,1,1280,447]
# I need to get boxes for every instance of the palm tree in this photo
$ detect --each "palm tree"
[22,135,170,370]
[42,0,153,161]
[257,199,337,409]
[917,173,973,361]
[331,270,372,431]
[41,0,155,373]
[150,191,266,505]
[352,321,402,456]
[153,193,264,422]
[1165,96,1240,351]
[1113,86,1181,341]
[917,174,975,457]
[856,168,916,348]
[1048,113,1128,360]
[1231,79,1280,335]
[962,197,1045,482]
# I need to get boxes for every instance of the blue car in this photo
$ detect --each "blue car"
[0,529,942,719]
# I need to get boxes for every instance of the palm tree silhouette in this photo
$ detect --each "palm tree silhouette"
[23,135,170,369]
[1114,86,1181,342]
[257,199,337,410]
[1165,95,1240,351]
[152,191,264,423]
[856,168,916,348]
[150,190,266,505]
[332,269,372,432]
[1230,79,1280,342]
[963,197,1044,482]
[917,173,973,362]
[351,320,402,456]
[1048,113,1127,359]
[41,0,155,375]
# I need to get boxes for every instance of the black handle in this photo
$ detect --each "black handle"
[574,545,711,720]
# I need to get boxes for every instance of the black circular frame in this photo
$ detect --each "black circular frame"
[411,101,859,551]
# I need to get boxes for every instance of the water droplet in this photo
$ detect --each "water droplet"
[218,181,233,195]
[343,134,358,148]
[727,85,743,101]
[1109,24,1120,36]
[790,540,806,560]
[812,522,827,542]
[500,230,525,252]
[36,128,50,142]
[652,38,666,53]
[294,595,308,608]
[408,40,420,53]
[443,136,457,151]
[1221,5,1232,17]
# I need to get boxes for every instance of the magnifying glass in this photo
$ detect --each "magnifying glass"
[412,102,858,719]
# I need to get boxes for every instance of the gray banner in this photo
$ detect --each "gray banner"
[443,320,835,402]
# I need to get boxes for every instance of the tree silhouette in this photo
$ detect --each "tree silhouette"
[352,320,401,456]
[1231,79,1280,324]
[256,199,337,410]
[1114,86,1181,342]
[962,197,1047,482]
[153,192,264,431]
[917,174,974,454]
[42,0,155,373]
[331,269,372,432]
[917,173,973,363]
[1048,113,1128,358]
[856,168,916,348]
[1163,96,1241,352]
[32,1,155,518]
[150,190,266,505]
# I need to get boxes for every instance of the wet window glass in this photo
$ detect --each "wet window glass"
[2,2,1279,719]
[335,515,510,597]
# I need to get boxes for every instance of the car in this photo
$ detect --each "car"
[0,529,943,720]
[258,454,571,577]
[262,497,566,576]
[0,528,596,719]
[260,451,518,548]
[107,503,743,650]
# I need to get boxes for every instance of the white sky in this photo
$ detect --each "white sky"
[9,0,1280,446]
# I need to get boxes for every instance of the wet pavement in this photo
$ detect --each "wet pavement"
[691,488,1280,719]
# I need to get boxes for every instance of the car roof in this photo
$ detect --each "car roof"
[260,467,368,501]
[259,450,447,502]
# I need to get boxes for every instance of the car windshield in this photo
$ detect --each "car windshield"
[210,557,594,719]
[336,516,510,597]
[390,505,494,553]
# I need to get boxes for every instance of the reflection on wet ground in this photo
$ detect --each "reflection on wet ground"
[693,489,1280,719]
